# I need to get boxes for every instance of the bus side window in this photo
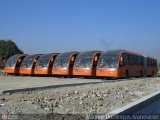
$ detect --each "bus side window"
[122,54,127,65]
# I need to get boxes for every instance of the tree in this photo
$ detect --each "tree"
[0,40,23,67]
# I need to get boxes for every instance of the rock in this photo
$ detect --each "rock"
[90,94,96,98]
[98,98,104,101]
[1,98,6,102]
[79,101,83,105]
[74,90,79,94]
[114,96,118,100]
[35,106,40,109]
[44,97,48,100]
[121,101,124,104]
[37,98,41,102]
[96,101,103,106]
[129,92,135,96]
[72,96,78,100]
[134,91,144,97]
[65,93,69,97]
[44,107,50,111]
[6,92,12,95]
[96,92,101,97]
[103,94,107,97]
[121,95,125,98]
[30,101,35,104]
[0,103,5,107]
[124,87,129,92]
[82,93,87,97]
[79,96,84,100]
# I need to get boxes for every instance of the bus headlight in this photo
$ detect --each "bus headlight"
[111,68,117,72]
[86,68,90,71]
[63,67,67,71]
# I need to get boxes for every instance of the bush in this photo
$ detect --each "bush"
[0,40,23,68]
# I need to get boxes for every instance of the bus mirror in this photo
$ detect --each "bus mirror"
[95,56,98,61]
[18,59,21,63]
[51,58,54,62]
[34,59,37,63]
[71,57,74,61]
[120,56,123,62]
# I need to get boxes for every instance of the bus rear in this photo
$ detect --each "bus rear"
[145,56,158,76]
[20,54,42,75]
[34,53,59,75]
[3,54,27,75]
[52,52,79,76]
[73,51,101,77]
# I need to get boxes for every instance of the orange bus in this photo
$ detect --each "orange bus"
[73,51,101,77]
[34,53,59,76]
[3,54,28,75]
[144,56,158,77]
[20,54,42,75]
[96,50,145,78]
[52,52,79,76]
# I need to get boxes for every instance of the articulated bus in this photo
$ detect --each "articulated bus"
[73,51,101,77]
[3,54,28,75]
[52,52,79,76]
[34,53,59,76]
[144,56,158,77]
[20,54,42,75]
[96,50,146,78]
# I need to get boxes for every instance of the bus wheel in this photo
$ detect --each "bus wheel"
[152,71,155,77]
[140,70,143,77]
[125,70,129,78]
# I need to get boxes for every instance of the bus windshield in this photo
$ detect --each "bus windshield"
[74,55,93,69]
[97,55,119,68]
[36,55,52,68]
[21,55,38,68]
[53,56,70,68]
[5,54,21,67]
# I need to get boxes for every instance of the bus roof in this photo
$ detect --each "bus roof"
[79,50,101,56]
[102,50,144,57]
[7,54,28,61]
[58,51,79,57]
[24,54,42,59]
[39,53,59,58]
[145,55,157,61]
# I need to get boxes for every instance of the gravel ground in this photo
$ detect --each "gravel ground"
[0,70,160,119]
[0,76,160,119]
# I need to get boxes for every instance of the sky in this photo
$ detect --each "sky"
[0,0,160,61]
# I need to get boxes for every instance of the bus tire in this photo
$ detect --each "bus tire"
[125,70,129,78]
[140,70,143,77]
[152,71,155,77]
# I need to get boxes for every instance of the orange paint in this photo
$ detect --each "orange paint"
[3,54,28,75]
[52,52,79,76]
[20,54,42,75]
[34,53,59,75]
[73,51,101,77]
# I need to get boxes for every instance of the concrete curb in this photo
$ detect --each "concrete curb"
[107,90,160,119]
[0,78,130,94]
